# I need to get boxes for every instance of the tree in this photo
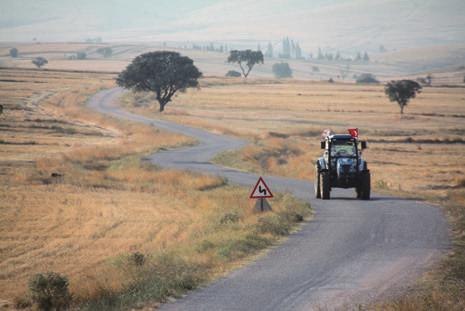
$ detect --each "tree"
[281,37,290,58]
[227,50,264,78]
[272,62,292,78]
[265,42,273,58]
[32,57,48,68]
[9,48,18,58]
[76,52,86,60]
[384,80,422,115]
[117,51,202,112]
[295,43,302,59]
[356,73,379,84]
[97,47,113,58]
[317,48,324,60]
[355,52,362,61]
[363,52,370,62]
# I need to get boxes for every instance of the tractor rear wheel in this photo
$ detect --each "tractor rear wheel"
[360,171,371,200]
[314,165,321,199]
[320,172,330,200]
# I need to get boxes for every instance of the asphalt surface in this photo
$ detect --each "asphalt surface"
[89,88,449,310]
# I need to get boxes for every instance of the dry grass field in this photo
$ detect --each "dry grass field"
[0,69,311,309]
[122,79,465,198]
[122,78,465,310]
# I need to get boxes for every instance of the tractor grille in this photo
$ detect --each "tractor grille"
[341,164,351,174]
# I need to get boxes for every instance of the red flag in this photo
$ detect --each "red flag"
[348,128,359,138]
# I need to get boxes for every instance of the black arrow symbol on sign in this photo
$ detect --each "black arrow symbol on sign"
[259,185,267,195]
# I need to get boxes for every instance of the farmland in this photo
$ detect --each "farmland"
[0,68,311,309]
[122,79,465,199]
[0,40,464,310]
[122,78,465,309]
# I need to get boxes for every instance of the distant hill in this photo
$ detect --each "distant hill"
[1,0,464,54]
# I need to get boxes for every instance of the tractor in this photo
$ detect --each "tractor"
[314,129,370,200]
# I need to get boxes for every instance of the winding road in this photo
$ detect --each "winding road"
[89,88,449,310]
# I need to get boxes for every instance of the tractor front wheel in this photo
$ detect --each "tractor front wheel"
[360,171,371,200]
[314,165,321,199]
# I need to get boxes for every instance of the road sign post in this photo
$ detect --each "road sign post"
[250,177,273,212]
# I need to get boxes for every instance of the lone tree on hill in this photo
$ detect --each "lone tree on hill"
[384,80,422,115]
[117,51,201,112]
[227,50,264,78]
[9,48,18,58]
[32,57,48,68]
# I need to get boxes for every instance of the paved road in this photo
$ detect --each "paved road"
[89,88,449,310]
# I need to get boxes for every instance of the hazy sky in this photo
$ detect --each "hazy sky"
[1,0,464,51]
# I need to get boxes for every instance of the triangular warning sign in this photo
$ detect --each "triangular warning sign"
[250,177,274,199]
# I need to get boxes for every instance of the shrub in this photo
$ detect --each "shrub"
[217,234,271,259]
[97,47,113,58]
[128,252,146,266]
[196,240,215,253]
[312,66,320,72]
[225,70,241,77]
[14,296,32,309]
[29,272,71,311]
[356,73,379,84]
[220,212,240,224]
[9,47,18,58]
[328,78,334,83]
[272,62,292,78]
[76,52,87,60]
[256,215,290,236]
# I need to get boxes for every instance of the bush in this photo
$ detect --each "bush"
[76,52,87,60]
[128,252,146,266]
[14,296,32,309]
[272,62,292,78]
[220,212,240,224]
[196,240,215,253]
[225,70,241,77]
[97,47,113,58]
[356,73,379,84]
[256,215,290,236]
[217,234,271,259]
[29,272,71,311]
[9,47,18,58]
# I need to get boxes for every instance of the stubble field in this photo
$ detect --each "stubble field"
[123,78,465,309]
[0,69,311,309]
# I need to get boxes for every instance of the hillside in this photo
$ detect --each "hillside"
[1,0,464,54]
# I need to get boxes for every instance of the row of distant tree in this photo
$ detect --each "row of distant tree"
[8,47,113,60]
[116,50,423,116]
[313,49,370,62]
[167,39,372,63]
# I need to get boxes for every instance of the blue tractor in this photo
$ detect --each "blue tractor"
[315,132,370,200]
